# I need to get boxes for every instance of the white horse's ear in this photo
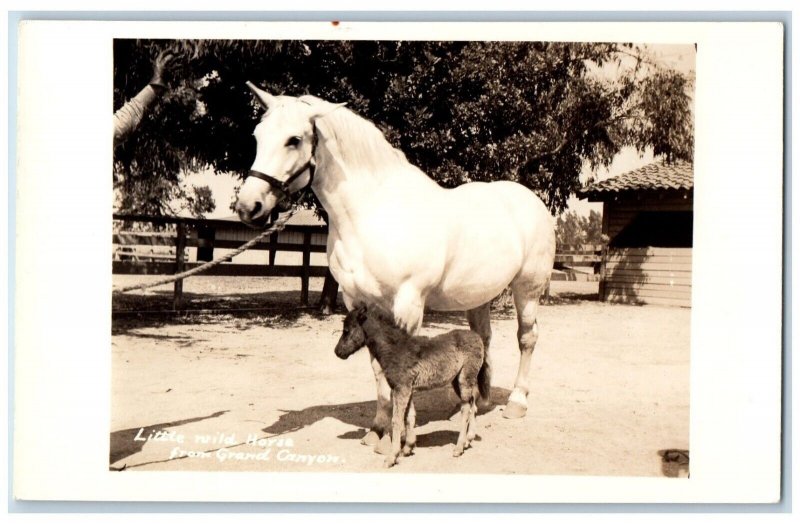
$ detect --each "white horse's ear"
[246,81,276,109]
[310,102,347,122]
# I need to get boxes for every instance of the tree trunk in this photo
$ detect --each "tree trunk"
[318,268,339,315]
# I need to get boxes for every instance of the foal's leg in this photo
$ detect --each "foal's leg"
[453,373,476,457]
[453,400,472,457]
[466,393,478,446]
[504,278,546,419]
[402,398,417,456]
[364,283,424,455]
[466,303,493,407]
[384,387,412,468]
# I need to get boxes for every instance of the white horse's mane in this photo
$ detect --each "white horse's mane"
[300,95,417,177]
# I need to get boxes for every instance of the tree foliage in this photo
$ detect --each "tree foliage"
[556,210,605,250]
[113,39,694,216]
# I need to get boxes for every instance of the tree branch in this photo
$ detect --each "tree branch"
[528,138,569,162]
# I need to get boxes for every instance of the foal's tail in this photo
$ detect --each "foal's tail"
[477,360,491,400]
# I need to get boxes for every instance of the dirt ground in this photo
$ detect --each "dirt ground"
[110,276,690,477]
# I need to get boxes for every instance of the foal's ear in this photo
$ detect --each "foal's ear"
[355,304,368,323]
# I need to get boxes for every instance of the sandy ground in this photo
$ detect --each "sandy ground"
[110,277,689,477]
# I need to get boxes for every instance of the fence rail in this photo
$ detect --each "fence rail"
[113,214,605,311]
[113,213,327,309]
[553,244,602,272]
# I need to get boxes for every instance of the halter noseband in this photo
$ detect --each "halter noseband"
[247,125,319,203]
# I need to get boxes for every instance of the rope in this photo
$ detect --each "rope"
[113,207,299,294]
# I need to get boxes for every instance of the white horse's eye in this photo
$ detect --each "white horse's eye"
[286,136,301,147]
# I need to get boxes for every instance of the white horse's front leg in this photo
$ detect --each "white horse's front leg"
[356,285,424,455]
[345,292,392,453]
[363,355,393,455]
[392,282,425,335]
[342,292,356,311]
[363,282,424,455]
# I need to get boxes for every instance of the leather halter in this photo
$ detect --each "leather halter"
[246,126,318,203]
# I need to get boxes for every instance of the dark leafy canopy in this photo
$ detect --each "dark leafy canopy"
[114,40,693,216]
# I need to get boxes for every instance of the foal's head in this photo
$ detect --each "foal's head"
[334,306,369,360]
[334,304,402,359]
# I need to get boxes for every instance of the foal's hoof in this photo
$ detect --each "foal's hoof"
[502,401,527,419]
[477,396,494,412]
[372,434,392,456]
[402,445,415,457]
[452,446,464,458]
[383,456,397,468]
[361,430,381,447]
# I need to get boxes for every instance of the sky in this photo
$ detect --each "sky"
[178,43,695,219]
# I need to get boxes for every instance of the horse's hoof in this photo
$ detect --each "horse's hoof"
[453,447,464,458]
[383,457,396,468]
[402,445,415,457]
[502,401,527,419]
[373,434,392,455]
[361,431,381,447]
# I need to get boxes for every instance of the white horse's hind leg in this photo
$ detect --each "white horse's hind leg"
[466,303,492,407]
[504,278,545,419]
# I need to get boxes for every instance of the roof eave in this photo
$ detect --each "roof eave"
[576,187,693,202]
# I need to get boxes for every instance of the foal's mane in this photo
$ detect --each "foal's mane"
[299,95,415,176]
[363,305,412,343]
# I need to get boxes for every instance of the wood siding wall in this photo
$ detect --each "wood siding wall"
[213,227,327,247]
[602,247,692,307]
[601,193,693,307]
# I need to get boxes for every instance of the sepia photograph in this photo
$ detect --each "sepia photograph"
[12,19,783,504]
[110,37,694,476]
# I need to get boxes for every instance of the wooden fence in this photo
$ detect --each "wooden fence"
[553,244,603,274]
[113,214,606,311]
[112,213,328,309]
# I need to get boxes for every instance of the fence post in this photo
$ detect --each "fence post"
[269,230,278,266]
[598,245,608,302]
[268,210,279,267]
[174,222,186,311]
[300,231,311,306]
[197,224,215,261]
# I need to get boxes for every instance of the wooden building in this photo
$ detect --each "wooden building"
[194,208,328,267]
[578,160,693,307]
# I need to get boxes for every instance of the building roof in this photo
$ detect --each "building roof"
[578,160,693,201]
[113,208,327,229]
[215,208,326,227]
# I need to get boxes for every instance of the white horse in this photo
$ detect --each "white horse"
[236,83,556,452]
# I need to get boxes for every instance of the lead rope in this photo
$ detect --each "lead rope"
[113,206,300,294]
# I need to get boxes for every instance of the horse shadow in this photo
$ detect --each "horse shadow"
[262,387,510,448]
[108,410,228,469]
[111,289,331,335]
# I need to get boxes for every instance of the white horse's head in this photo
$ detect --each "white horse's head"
[235,82,344,227]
